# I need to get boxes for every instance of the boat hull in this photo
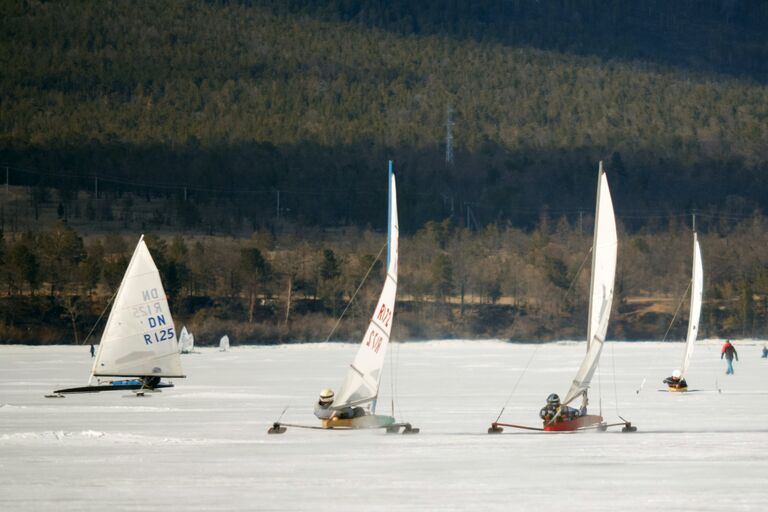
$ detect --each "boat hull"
[667,384,688,392]
[321,414,395,429]
[543,414,604,432]
[53,381,174,394]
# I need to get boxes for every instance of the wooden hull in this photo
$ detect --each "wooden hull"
[667,384,688,392]
[543,414,604,432]
[320,414,395,429]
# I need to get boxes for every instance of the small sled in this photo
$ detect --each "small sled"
[659,387,702,393]
[489,415,636,434]
[321,414,395,429]
[268,415,419,435]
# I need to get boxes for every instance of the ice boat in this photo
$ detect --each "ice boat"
[664,232,703,392]
[179,326,195,354]
[490,162,635,433]
[50,236,185,396]
[269,162,417,434]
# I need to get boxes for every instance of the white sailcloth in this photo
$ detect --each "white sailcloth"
[679,234,703,379]
[90,236,184,379]
[179,326,192,353]
[562,163,618,406]
[333,169,399,410]
[219,335,230,351]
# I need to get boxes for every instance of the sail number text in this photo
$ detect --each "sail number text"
[133,287,175,345]
[365,330,383,353]
[143,326,175,345]
[376,304,392,327]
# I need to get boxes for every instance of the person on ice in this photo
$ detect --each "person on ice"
[313,388,364,420]
[539,393,581,424]
[90,344,95,357]
[762,345,768,358]
[721,339,738,375]
[663,369,687,389]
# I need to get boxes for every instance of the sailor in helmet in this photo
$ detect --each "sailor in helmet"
[663,369,687,389]
[314,388,366,420]
[539,393,581,424]
[314,388,338,419]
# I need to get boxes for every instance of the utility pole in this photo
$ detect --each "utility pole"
[94,176,98,198]
[445,105,454,166]
[579,210,583,236]
[5,166,8,195]
[276,190,280,222]
[183,186,187,202]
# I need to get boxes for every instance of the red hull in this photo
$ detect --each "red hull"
[543,414,604,432]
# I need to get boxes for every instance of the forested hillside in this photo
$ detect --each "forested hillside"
[3,1,768,344]
[2,1,768,230]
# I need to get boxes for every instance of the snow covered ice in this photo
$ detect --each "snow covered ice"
[1,340,767,511]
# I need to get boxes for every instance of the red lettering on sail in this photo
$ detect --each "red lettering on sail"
[366,331,383,353]
[376,305,392,327]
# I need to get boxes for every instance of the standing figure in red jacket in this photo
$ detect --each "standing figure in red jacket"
[721,340,738,375]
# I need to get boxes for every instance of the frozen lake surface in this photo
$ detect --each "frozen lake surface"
[1,340,767,511]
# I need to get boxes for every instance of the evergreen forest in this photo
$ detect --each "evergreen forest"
[2,1,768,344]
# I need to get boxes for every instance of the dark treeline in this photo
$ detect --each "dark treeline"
[2,212,768,345]
[2,1,768,230]
[2,1,768,344]
[263,0,768,82]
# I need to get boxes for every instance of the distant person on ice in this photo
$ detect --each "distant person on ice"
[313,389,364,420]
[663,369,687,389]
[721,340,738,375]
[762,345,768,358]
[90,344,95,357]
[539,393,581,424]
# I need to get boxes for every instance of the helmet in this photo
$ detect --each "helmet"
[546,393,560,405]
[672,369,682,379]
[319,388,335,404]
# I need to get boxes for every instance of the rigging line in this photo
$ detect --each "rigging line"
[276,403,291,423]
[634,279,692,395]
[80,288,118,345]
[493,344,541,423]
[563,246,593,301]
[394,338,404,421]
[597,362,602,416]
[389,332,395,416]
[323,241,387,343]
[610,343,621,418]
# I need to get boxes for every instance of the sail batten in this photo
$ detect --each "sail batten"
[562,163,618,407]
[90,237,184,380]
[680,234,703,379]
[333,165,399,410]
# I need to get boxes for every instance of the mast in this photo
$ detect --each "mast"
[88,235,145,383]
[387,160,392,270]
[680,232,703,379]
[586,161,604,354]
[332,163,399,410]
[561,162,617,408]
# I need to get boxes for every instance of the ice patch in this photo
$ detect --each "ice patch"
[0,430,265,446]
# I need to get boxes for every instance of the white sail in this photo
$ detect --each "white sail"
[333,165,398,410]
[179,326,192,353]
[562,163,618,407]
[90,236,184,379]
[219,335,230,351]
[680,234,703,379]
